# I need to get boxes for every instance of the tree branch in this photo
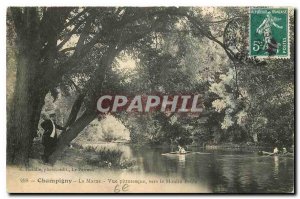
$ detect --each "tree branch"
[64,92,86,128]
[73,17,93,56]
[59,47,76,54]
[57,20,85,50]
[63,8,89,28]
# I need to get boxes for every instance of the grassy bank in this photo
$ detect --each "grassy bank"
[30,138,135,169]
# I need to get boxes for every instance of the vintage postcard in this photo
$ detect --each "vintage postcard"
[6,7,295,193]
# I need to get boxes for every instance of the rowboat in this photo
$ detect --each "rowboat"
[259,151,294,157]
[161,151,192,155]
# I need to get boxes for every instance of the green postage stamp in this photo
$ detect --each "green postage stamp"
[250,8,289,58]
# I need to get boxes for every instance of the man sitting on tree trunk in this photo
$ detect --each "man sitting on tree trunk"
[41,111,66,163]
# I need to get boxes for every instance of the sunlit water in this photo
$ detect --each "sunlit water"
[85,143,294,193]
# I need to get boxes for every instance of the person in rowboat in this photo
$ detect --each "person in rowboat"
[273,147,279,155]
[178,145,186,154]
[282,147,287,154]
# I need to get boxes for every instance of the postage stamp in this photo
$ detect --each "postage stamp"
[249,8,289,58]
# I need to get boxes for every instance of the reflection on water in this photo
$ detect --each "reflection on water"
[89,144,294,193]
[128,146,294,193]
[178,155,186,168]
[273,156,279,178]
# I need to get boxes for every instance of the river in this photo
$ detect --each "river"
[80,143,294,193]
[130,145,294,193]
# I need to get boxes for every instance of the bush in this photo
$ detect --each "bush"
[119,159,136,169]
[84,147,132,168]
[96,149,123,165]
[102,130,115,142]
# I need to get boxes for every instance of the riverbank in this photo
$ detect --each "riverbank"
[30,138,135,169]
[202,143,294,153]
[203,143,271,152]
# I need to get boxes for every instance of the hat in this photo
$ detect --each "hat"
[41,119,52,131]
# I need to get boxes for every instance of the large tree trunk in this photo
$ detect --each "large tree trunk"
[7,7,71,166]
[7,8,49,166]
[6,47,46,166]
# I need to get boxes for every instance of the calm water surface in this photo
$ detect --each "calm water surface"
[90,143,294,193]
[128,146,294,193]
